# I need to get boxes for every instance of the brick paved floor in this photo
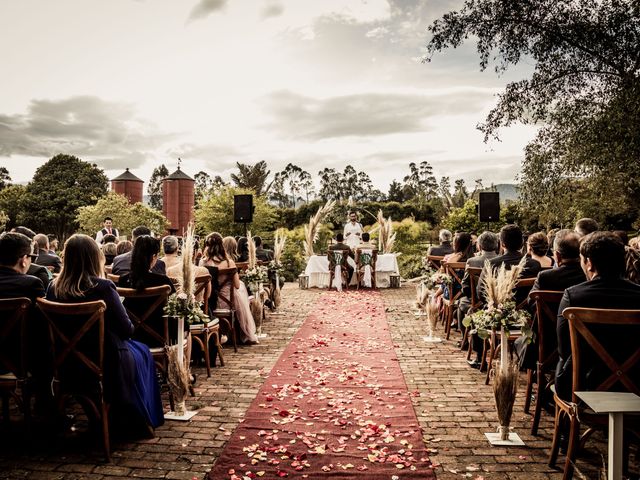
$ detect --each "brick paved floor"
[0,284,636,479]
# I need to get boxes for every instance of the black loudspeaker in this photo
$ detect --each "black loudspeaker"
[234,194,254,223]
[478,192,500,222]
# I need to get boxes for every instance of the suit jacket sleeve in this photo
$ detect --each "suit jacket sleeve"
[152,258,166,275]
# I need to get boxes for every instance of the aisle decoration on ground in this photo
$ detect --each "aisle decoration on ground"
[414,283,441,343]
[207,290,436,479]
[246,231,269,337]
[163,224,204,420]
[303,200,335,259]
[270,231,286,308]
[463,257,531,444]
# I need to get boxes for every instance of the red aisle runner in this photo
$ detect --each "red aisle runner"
[207,290,436,479]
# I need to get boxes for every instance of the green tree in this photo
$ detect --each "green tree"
[425,0,640,225]
[230,161,272,196]
[195,186,277,237]
[0,210,8,233]
[20,154,108,239]
[282,163,304,208]
[441,199,488,233]
[318,168,342,201]
[269,172,289,208]
[452,179,469,208]
[0,167,11,191]
[0,184,26,231]
[403,161,438,205]
[77,191,169,238]
[388,180,406,203]
[148,164,169,211]
[194,170,213,204]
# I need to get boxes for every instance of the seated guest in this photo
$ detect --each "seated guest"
[434,232,474,304]
[34,233,62,273]
[468,225,541,368]
[457,231,499,344]
[0,232,45,301]
[626,236,640,284]
[47,234,164,433]
[102,242,117,266]
[236,237,250,263]
[200,234,258,344]
[117,236,175,292]
[161,235,181,270]
[546,228,559,257]
[427,229,453,256]
[254,236,274,262]
[555,231,640,401]
[574,217,599,237]
[526,232,554,268]
[112,226,166,276]
[117,235,175,348]
[47,234,59,254]
[11,226,52,289]
[167,246,211,303]
[116,240,133,256]
[515,230,586,371]
[102,234,118,245]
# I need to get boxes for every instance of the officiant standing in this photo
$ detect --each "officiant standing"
[95,217,119,245]
[343,211,363,249]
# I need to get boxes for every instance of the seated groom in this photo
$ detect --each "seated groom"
[329,233,354,281]
[555,231,640,401]
[358,232,376,250]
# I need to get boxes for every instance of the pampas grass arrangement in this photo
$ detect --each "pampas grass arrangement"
[481,256,526,440]
[376,210,396,254]
[272,230,286,308]
[166,342,189,415]
[303,200,335,259]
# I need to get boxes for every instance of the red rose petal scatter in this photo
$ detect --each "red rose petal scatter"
[207,291,436,479]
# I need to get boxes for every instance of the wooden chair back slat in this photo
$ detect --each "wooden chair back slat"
[214,268,237,310]
[116,286,171,347]
[0,298,31,379]
[529,290,564,368]
[443,261,466,302]
[194,274,212,315]
[466,267,484,311]
[563,307,640,398]
[427,255,444,270]
[515,277,536,310]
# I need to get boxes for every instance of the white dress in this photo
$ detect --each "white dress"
[343,221,363,249]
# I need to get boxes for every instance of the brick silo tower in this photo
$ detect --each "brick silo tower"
[163,166,195,235]
[111,168,144,204]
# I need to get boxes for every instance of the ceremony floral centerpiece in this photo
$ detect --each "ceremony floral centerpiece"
[414,282,441,342]
[376,209,396,254]
[163,224,204,418]
[246,231,268,335]
[463,257,531,442]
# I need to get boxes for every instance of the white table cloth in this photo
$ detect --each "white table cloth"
[303,253,399,288]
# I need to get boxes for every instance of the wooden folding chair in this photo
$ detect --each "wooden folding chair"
[36,298,111,461]
[0,297,32,427]
[328,250,350,291]
[209,267,238,353]
[462,267,484,356]
[189,274,224,377]
[442,261,466,340]
[355,249,378,289]
[549,307,640,480]
[527,290,563,435]
[426,255,444,271]
[116,285,173,370]
[484,277,535,384]
[235,261,249,273]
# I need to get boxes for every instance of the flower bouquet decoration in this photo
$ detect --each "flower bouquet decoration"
[414,281,442,343]
[463,257,531,444]
[270,230,287,308]
[163,224,205,419]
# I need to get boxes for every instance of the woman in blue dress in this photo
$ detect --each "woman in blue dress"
[46,234,164,435]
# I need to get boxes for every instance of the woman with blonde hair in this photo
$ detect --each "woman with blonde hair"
[201,233,258,344]
[46,234,164,434]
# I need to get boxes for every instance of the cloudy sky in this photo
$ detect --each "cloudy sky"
[0,0,537,191]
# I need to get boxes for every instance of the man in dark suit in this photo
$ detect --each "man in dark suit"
[427,229,453,257]
[10,226,52,289]
[112,226,166,276]
[0,232,45,301]
[254,236,274,262]
[329,233,354,281]
[34,233,62,273]
[516,230,587,370]
[555,231,640,401]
